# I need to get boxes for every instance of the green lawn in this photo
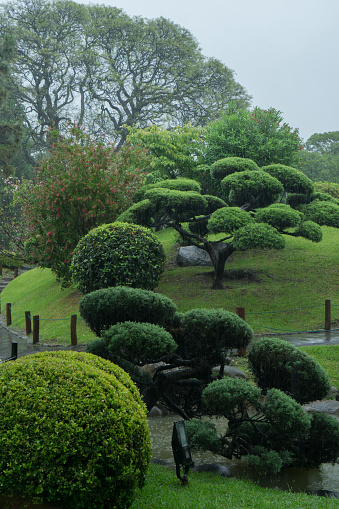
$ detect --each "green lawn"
[131,464,339,509]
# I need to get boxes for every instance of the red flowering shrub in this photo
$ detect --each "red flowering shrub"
[17,126,150,285]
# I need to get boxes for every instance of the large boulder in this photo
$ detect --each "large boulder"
[177,246,213,266]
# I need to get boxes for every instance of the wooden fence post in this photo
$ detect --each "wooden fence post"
[25,311,31,335]
[0,261,2,276]
[6,303,11,326]
[33,315,39,344]
[236,307,247,357]
[14,269,18,279]
[71,314,77,346]
[325,300,331,331]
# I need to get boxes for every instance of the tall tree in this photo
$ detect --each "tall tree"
[300,131,339,184]
[0,34,22,176]
[0,0,89,155]
[0,0,251,152]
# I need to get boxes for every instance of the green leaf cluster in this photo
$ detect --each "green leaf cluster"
[0,351,151,508]
[207,206,252,235]
[233,223,285,251]
[103,321,177,365]
[71,222,165,294]
[303,200,339,228]
[262,164,314,194]
[221,170,284,207]
[80,286,177,336]
[255,204,302,232]
[211,156,260,180]
[248,338,331,404]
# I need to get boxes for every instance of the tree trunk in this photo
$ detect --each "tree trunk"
[204,242,234,289]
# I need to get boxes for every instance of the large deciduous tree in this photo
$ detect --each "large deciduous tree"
[0,0,251,153]
[203,105,304,167]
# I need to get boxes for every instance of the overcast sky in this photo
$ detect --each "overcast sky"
[71,0,338,142]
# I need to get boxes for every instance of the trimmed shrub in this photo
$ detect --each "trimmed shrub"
[261,164,314,195]
[202,378,261,416]
[80,286,177,336]
[303,200,339,228]
[0,351,151,509]
[103,321,177,364]
[294,220,323,242]
[211,157,260,180]
[174,308,253,364]
[208,206,253,235]
[232,223,285,251]
[300,413,339,467]
[248,338,331,403]
[255,204,302,232]
[116,199,155,226]
[71,222,165,293]
[221,170,284,207]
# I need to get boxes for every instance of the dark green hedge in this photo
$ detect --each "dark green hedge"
[211,157,259,180]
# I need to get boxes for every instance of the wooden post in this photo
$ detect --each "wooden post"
[33,315,39,344]
[325,299,331,331]
[0,261,2,276]
[71,314,77,346]
[236,307,247,357]
[25,311,32,335]
[6,303,11,326]
[14,268,18,279]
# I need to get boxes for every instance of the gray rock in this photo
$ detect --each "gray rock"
[192,463,232,477]
[213,366,247,379]
[147,406,162,417]
[177,246,213,267]
[303,400,339,415]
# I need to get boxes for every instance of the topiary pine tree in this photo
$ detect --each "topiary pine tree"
[82,285,253,418]
[118,160,331,289]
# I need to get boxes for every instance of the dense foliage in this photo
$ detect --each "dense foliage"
[248,338,331,404]
[187,377,339,474]
[16,126,148,285]
[204,106,304,167]
[0,351,151,508]
[80,286,178,336]
[71,222,165,293]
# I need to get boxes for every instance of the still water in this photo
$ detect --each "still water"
[148,414,339,494]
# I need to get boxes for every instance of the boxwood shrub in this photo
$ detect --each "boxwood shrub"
[71,222,165,294]
[248,338,331,403]
[0,351,151,509]
[80,286,178,336]
[211,157,259,180]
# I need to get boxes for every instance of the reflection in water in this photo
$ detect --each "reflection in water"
[148,414,339,494]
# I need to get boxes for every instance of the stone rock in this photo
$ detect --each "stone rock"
[147,406,162,417]
[306,490,339,499]
[177,246,213,267]
[192,463,233,477]
[303,400,339,415]
[213,366,247,379]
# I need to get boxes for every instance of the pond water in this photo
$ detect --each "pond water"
[148,414,339,495]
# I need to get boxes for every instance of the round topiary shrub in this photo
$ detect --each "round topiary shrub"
[211,157,260,180]
[71,222,165,293]
[102,321,178,364]
[174,308,253,364]
[80,285,178,336]
[248,338,331,403]
[0,351,151,509]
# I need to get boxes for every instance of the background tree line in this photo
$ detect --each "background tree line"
[0,0,251,172]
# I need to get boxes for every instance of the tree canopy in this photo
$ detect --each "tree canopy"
[300,131,339,184]
[119,160,330,289]
[0,0,251,154]
[203,105,303,167]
